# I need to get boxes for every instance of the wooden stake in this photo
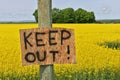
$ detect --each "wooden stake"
[38,0,52,28]
[38,0,54,80]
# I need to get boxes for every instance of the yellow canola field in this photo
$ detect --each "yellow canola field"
[0,24,120,75]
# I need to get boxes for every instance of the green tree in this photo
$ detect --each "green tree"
[75,8,95,23]
[61,8,75,23]
[33,8,95,23]
[52,8,60,23]
[57,10,64,23]
[52,8,64,23]
[33,9,38,22]
[89,12,96,23]
[75,8,86,23]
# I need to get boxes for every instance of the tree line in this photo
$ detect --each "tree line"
[33,8,96,23]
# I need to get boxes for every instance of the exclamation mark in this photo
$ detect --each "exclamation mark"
[67,45,70,60]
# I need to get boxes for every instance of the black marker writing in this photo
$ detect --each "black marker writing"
[35,32,46,46]
[67,45,70,60]
[49,30,58,46]
[24,32,33,49]
[36,51,46,61]
[50,51,58,62]
[25,52,36,63]
[61,30,71,45]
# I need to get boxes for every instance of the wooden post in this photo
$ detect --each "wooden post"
[38,0,52,28]
[38,0,54,80]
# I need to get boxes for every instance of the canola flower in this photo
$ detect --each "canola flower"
[0,24,120,77]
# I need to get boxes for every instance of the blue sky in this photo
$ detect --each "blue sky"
[0,0,120,22]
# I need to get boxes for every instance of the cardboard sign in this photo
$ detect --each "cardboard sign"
[20,28,76,66]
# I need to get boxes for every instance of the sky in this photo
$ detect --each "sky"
[0,0,120,22]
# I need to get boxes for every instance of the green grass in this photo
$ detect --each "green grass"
[0,68,120,80]
[99,41,120,50]
[0,72,40,80]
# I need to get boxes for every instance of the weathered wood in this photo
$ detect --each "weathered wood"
[38,0,54,80]
[38,0,52,28]
[19,28,76,66]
